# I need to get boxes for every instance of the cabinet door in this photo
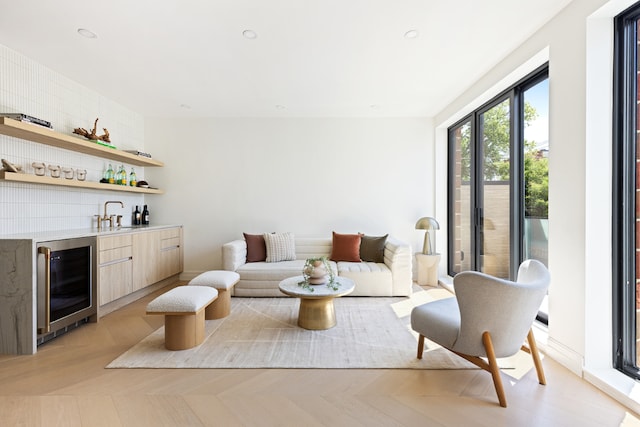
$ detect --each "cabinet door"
[132,231,159,291]
[99,259,133,305]
[98,235,133,305]
[158,228,183,280]
[132,227,184,291]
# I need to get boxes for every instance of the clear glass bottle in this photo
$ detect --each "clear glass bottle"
[129,168,137,187]
[106,164,114,184]
[118,165,127,185]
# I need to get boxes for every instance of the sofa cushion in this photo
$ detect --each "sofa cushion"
[244,233,266,262]
[337,261,392,296]
[330,232,362,262]
[264,232,296,262]
[236,259,338,281]
[359,234,388,263]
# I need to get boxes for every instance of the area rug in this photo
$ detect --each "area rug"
[107,286,527,370]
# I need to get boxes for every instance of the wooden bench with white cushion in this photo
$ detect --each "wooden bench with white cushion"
[146,286,218,350]
[188,270,240,319]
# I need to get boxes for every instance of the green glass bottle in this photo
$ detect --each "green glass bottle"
[129,168,137,187]
[106,164,114,184]
[119,165,127,185]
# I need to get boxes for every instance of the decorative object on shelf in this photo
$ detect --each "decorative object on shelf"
[32,162,45,176]
[73,117,111,143]
[76,169,87,181]
[62,168,74,179]
[136,180,149,188]
[415,216,440,255]
[129,168,137,186]
[1,158,22,173]
[48,164,61,178]
[124,149,152,158]
[298,256,339,292]
[0,113,52,129]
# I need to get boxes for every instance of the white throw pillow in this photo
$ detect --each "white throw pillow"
[264,232,296,262]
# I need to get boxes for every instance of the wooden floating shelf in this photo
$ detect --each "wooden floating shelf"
[0,117,164,167]
[0,171,163,194]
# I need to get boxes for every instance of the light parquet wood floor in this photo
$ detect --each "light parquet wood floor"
[1,282,639,427]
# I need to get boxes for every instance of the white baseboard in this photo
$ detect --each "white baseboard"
[546,336,584,376]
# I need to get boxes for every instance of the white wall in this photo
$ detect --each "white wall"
[0,44,147,234]
[144,117,434,277]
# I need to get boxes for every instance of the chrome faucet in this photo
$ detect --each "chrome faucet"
[96,201,124,229]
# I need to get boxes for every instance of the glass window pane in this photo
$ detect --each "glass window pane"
[523,79,549,267]
[480,99,511,278]
[451,121,472,274]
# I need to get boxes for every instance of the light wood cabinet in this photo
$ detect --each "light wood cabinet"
[132,231,158,291]
[158,228,183,280]
[132,226,183,292]
[98,235,133,306]
[99,227,183,307]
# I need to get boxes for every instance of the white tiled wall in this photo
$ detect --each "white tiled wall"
[0,44,147,234]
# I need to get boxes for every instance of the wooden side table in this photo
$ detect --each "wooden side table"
[415,253,441,286]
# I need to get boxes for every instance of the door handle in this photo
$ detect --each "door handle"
[38,246,51,334]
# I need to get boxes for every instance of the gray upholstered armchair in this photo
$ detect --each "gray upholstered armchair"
[410,259,550,407]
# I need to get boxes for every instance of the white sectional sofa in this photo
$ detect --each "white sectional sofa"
[222,235,413,297]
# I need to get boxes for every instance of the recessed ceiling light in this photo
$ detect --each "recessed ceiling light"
[77,28,97,39]
[243,30,257,39]
[404,29,419,39]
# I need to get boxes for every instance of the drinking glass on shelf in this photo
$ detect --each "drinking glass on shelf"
[32,162,45,176]
[62,168,74,179]
[48,164,61,178]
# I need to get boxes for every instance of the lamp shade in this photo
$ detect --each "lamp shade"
[415,217,440,255]
[415,217,440,231]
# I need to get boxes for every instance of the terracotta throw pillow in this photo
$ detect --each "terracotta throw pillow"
[359,234,388,263]
[244,233,266,262]
[330,232,362,262]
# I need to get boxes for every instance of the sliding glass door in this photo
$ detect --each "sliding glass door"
[448,66,548,286]
[479,98,512,278]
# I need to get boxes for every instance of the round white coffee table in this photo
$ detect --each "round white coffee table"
[278,275,355,330]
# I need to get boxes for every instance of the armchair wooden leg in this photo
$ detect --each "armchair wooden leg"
[482,331,507,408]
[417,334,425,359]
[526,329,546,385]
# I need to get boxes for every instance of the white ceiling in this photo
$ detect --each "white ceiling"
[0,0,571,118]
